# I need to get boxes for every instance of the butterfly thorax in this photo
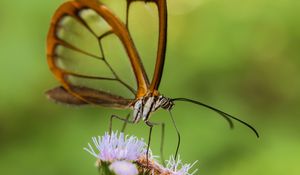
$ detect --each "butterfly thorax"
[132,95,174,123]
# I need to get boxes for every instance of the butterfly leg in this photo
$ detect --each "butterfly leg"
[121,113,131,133]
[145,121,166,166]
[109,114,134,135]
[159,122,165,166]
[145,121,154,168]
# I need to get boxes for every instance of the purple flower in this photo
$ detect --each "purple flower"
[84,132,197,175]
[84,131,151,162]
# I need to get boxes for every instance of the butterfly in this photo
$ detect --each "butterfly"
[46,0,259,159]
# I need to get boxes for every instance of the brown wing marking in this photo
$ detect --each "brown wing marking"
[46,86,132,108]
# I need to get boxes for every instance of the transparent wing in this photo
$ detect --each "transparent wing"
[47,0,152,107]
[102,0,167,93]
[127,0,168,92]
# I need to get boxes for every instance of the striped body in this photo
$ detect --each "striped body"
[133,95,174,123]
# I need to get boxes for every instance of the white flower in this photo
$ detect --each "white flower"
[164,155,198,175]
[109,160,139,175]
[84,131,151,162]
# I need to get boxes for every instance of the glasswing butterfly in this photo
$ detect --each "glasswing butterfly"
[46,0,259,160]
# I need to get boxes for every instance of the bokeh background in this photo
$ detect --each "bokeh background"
[0,0,299,174]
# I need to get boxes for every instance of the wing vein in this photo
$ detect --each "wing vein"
[56,40,103,60]
[97,34,136,95]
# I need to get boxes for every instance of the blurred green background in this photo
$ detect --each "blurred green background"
[0,0,299,174]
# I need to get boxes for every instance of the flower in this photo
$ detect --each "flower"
[164,155,198,175]
[84,131,150,162]
[109,160,139,175]
[84,132,198,175]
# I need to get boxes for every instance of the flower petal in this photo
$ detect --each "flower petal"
[109,161,138,175]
